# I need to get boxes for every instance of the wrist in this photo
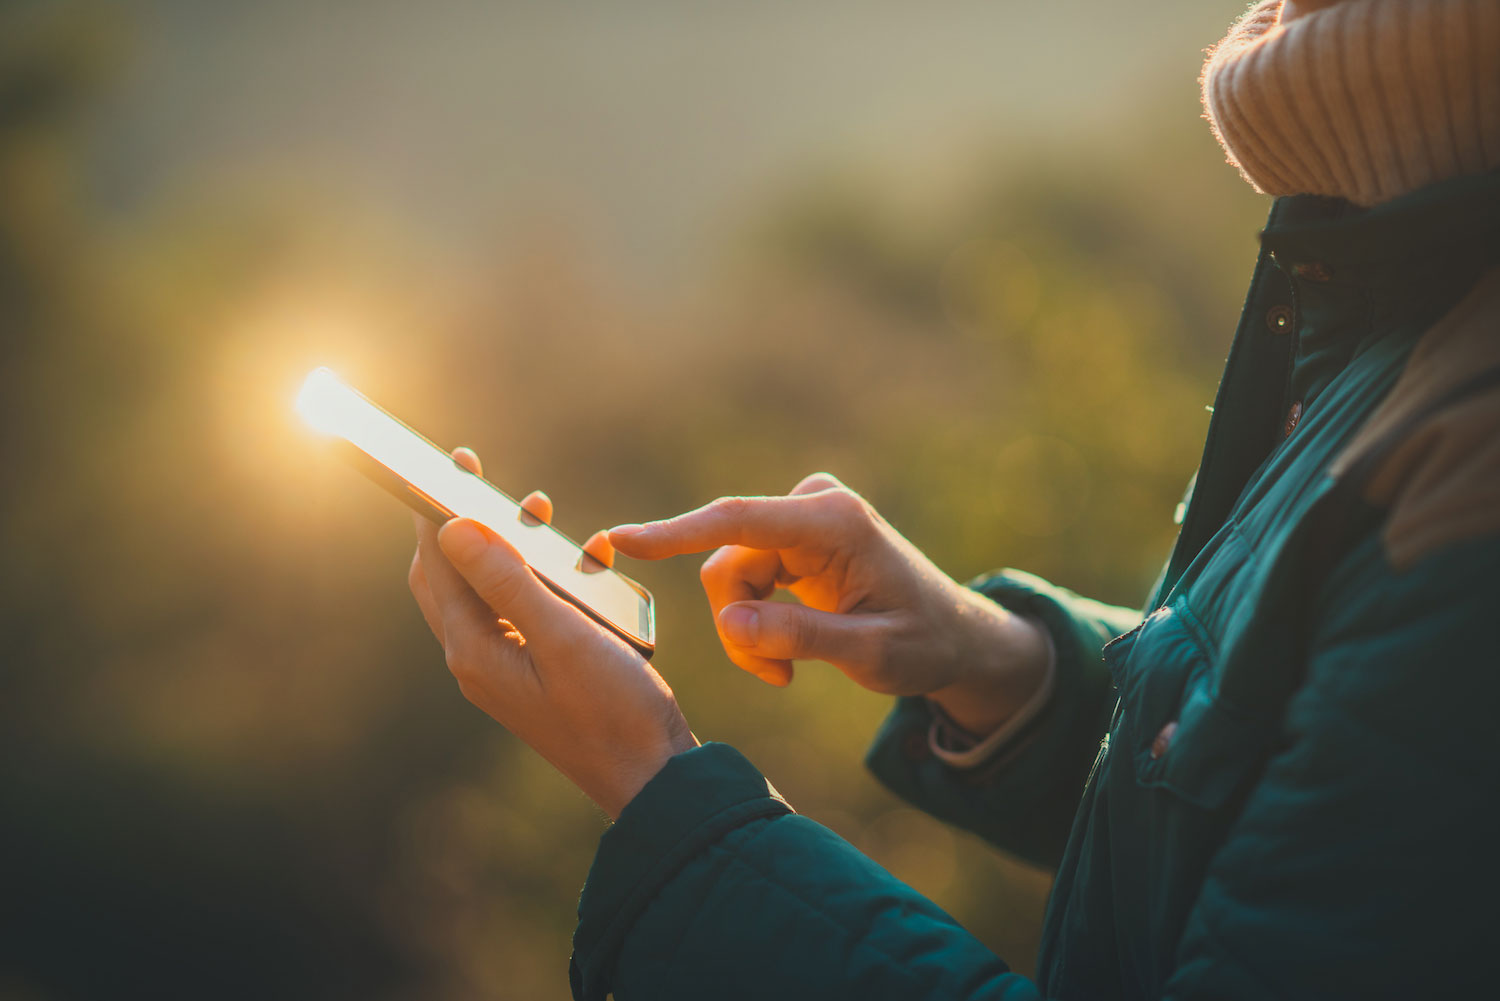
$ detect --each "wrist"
[925,592,1053,737]
[596,722,700,820]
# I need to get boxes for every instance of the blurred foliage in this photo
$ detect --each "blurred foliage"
[0,5,1266,1000]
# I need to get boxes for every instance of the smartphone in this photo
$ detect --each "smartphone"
[296,367,655,657]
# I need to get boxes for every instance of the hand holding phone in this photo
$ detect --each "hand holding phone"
[409,448,697,819]
[297,368,695,817]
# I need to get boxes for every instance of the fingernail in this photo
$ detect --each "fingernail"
[611,524,646,537]
[720,605,759,647]
[439,519,488,562]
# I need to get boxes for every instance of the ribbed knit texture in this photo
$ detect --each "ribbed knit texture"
[1202,0,1500,206]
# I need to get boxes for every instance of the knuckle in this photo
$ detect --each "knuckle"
[699,546,734,585]
[443,637,477,680]
[821,486,869,523]
[443,647,466,679]
[712,495,751,522]
[795,471,842,493]
[791,611,820,653]
[476,565,527,614]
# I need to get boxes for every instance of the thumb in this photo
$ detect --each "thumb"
[438,518,562,636]
[717,600,881,666]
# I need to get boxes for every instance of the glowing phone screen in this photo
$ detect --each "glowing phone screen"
[297,368,654,653]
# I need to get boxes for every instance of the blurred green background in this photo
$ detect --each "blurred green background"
[0,1,1267,998]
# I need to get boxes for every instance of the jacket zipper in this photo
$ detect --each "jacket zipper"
[1083,699,1123,793]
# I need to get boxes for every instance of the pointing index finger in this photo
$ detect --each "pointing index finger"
[608,494,835,560]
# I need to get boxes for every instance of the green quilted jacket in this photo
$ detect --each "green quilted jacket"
[569,168,1500,1000]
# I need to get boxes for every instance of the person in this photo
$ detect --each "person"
[404,0,1500,997]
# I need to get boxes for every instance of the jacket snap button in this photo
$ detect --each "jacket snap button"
[1284,399,1304,438]
[1292,261,1333,283]
[1150,721,1178,760]
[1265,304,1293,333]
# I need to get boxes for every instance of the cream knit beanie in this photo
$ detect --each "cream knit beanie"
[1201,0,1500,206]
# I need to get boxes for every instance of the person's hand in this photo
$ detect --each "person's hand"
[406,447,697,819]
[608,473,1050,736]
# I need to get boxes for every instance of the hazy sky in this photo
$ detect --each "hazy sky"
[75,0,1242,288]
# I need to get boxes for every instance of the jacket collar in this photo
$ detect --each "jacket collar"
[1263,167,1500,414]
[1260,166,1500,281]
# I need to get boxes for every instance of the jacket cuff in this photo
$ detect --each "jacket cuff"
[926,619,1057,769]
[864,569,1130,869]
[570,742,793,1001]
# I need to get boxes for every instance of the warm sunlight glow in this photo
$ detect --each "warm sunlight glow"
[295,367,359,437]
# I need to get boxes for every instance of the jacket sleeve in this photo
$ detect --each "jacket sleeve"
[1163,534,1500,999]
[570,741,1044,1001]
[866,569,1140,869]
[569,570,1135,1001]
